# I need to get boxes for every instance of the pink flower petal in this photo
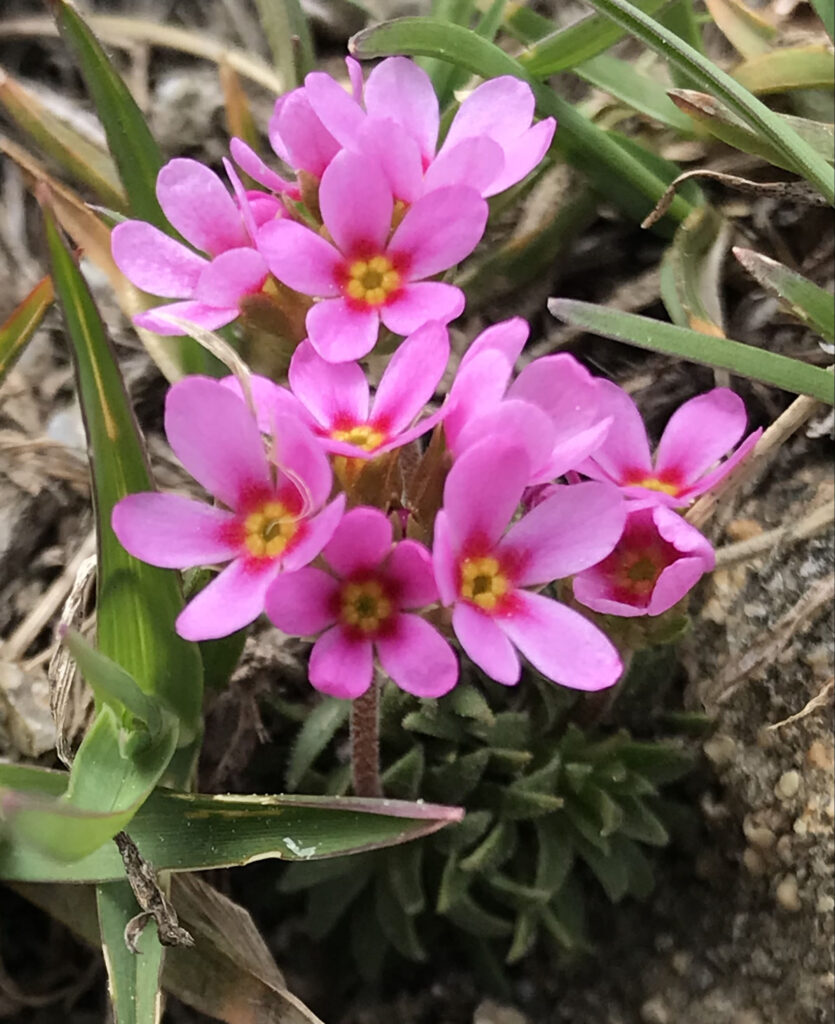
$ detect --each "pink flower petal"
[422,136,504,197]
[432,511,458,606]
[229,137,296,195]
[309,626,373,699]
[306,299,380,362]
[499,481,626,586]
[376,613,458,697]
[647,557,710,616]
[165,376,271,509]
[380,282,465,336]
[585,379,653,483]
[289,340,370,429]
[452,602,520,685]
[376,404,446,454]
[319,150,393,257]
[221,373,313,434]
[509,354,600,432]
[176,556,278,640]
[384,540,438,608]
[112,221,206,298]
[370,321,449,434]
[444,349,515,451]
[484,118,556,196]
[134,300,239,336]
[257,219,342,297]
[270,90,341,177]
[388,185,487,279]
[112,492,238,568]
[364,57,439,164]
[157,158,248,255]
[654,388,748,485]
[572,566,646,618]
[444,77,535,151]
[323,506,392,577]
[443,439,530,552]
[654,505,716,568]
[303,71,366,149]
[460,317,529,373]
[500,590,622,691]
[677,427,762,501]
[194,248,268,307]
[346,56,364,100]
[453,399,556,474]
[356,118,423,204]
[272,413,334,513]
[282,494,346,573]
[264,567,339,636]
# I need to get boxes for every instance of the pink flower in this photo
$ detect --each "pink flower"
[111,377,345,641]
[112,158,276,335]
[444,319,612,483]
[302,57,556,200]
[573,505,715,617]
[579,384,762,507]
[257,150,486,362]
[265,507,458,699]
[433,440,626,690]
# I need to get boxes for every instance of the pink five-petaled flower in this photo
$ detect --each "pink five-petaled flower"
[111,377,345,641]
[257,149,487,362]
[579,384,762,508]
[433,440,627,690]
[265,507,458,700]
[573,505,715,618]
[300,57,556,201]
[112,159,278,336]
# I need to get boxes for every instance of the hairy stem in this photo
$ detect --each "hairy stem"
[350,677,382,798]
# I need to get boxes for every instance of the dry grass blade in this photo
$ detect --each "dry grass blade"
[714,499,835,566]
[766,678,834,730]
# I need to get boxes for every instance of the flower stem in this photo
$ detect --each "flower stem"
[350,677,383,797]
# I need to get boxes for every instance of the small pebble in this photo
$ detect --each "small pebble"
[743,816,776,850]
[819,972,835,993]
[775,770,801,800]
[816,894,834,915]
[640,997,670,1024]
[806,740,834,772]
[775,874,802,912]
[793,816,809,837]
[776,835,793,863]
[704,734,736,766]
[743,848,766,876]
[671,951,692,976]
[473,1001,529,1024]
[733,1011,763,1024]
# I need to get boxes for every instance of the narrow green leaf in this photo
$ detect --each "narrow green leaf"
[575,833,629,901]
[733,246,835,342]
[516,0,668,77]
[0,764,464,882]
[420,0,477,104]
[669,89,835,172]
[0,274,53,385]
[286,698,350,792]
[98,880,165,1024]
[43,201,203,736]
[304,862,374,939]
[811,0,835,40]
[51,0,167,228]
[381,744,426,801]
[447,683,495,725]
[665,205,731,335]
[459,819,516,874]
[349,18,696,226]
[733,45,835,95]
[254,0,315,88]
[580,0,835,202]
[618,796,670,846]
[386,841,426,916]
[548,298,835,403]
[659,0,706,89]
[506,911,538,964]
[705,0,776,58]
[533,819,574,895]
[575,54,696,131]
[375,874,427,960]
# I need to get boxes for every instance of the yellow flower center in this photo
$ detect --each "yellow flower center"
[243,500,297,558]
[331,423,386,452]
[460,556,510,612]
[340,579,392,634]
[345,255,401,306]
[631,477,680,496]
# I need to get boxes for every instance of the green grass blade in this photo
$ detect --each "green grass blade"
[51,0,166,228]
[580,0,835,202]
[811,0,834,40]
[0,763,464,883]
[732,45,835,94]
[704,0,776,59]
[253,0,315,88]
[664,205,731,335]
[350,18,695,226]
[733,246,835,343]
[575,54,696,132]
[515,0,668,77]
[43,201,203,737]
[97,881,165,1024]
[0,274,53,385]
[548,298,835,402]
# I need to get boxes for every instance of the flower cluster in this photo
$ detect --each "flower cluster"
[111,56,760,702]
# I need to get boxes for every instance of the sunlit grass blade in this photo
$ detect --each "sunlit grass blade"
[350,18,695,227]
[219,61,259,153]
[513,0,668,76]
[811,0,834,40]
[50,0,166,229]
[253,0,315,88]
[548,298,835,402]
[97,880,166,1024]
[0,273,53,385]
[437,0,508,104]
[0,762,464,883]
[574,55,695,132]
[580,0,835,202]
[669,89,835,172]
[0,68,126,208]
[732,45,835,94]
[704,0,776,58]
[42,198,203,737]
[663,205,731,335]
[733,246,835,343]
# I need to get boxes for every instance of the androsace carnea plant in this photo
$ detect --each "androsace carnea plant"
[0,0,832,1019]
